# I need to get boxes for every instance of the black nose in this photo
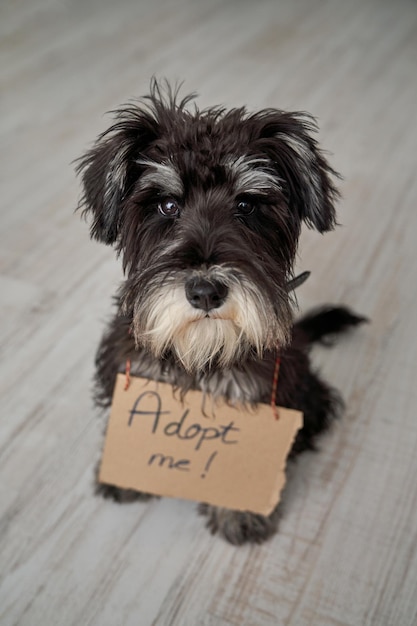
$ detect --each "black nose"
[185,278,228,311]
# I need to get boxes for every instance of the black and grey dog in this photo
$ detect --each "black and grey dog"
[77,81,366,544]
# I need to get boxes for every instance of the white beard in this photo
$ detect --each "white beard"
[132,267,288,372]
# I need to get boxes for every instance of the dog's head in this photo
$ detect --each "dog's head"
[77,81,339,372]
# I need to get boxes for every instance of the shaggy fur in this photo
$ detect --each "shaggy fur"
[77,81,366,544]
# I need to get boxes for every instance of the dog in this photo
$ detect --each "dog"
[76,81,366,544]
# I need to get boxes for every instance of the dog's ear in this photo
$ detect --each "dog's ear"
[252,111,340,232]
[76,109,158,245]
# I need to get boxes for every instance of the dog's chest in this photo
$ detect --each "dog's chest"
[126,352,270,406]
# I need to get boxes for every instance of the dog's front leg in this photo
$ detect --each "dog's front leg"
[198,503,281,545]
[93,316,156,503]
[95,481,154,503]
[94,462,154,503]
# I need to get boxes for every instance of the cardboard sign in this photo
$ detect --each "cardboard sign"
[99,374,303,515]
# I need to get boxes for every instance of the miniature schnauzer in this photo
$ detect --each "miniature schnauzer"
[77,81,366,545]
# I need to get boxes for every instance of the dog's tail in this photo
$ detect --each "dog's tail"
[294,306,368,346]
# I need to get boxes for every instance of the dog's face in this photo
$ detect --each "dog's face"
[78,83,338,372]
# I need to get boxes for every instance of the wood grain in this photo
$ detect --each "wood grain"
[1,0,417,624]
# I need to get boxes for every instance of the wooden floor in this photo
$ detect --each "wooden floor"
[1,0,417,624]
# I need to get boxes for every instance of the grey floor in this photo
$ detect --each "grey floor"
[1,0,417,624]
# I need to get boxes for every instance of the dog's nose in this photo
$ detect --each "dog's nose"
[185,278,228,311]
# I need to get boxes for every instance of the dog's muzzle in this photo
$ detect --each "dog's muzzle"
[185,277,229,312]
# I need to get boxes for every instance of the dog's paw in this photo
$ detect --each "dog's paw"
[95,481,154,503]
[198,503,280,545]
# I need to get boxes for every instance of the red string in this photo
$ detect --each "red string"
[124,325,133,390]
[124,358,131,391]
[271,355,281,420]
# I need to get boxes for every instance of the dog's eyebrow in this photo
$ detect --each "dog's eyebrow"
[137,159,184,196]
[224,156,283,195]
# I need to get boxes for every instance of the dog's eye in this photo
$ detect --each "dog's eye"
[158,198,180,218]
[235,199,256,217]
